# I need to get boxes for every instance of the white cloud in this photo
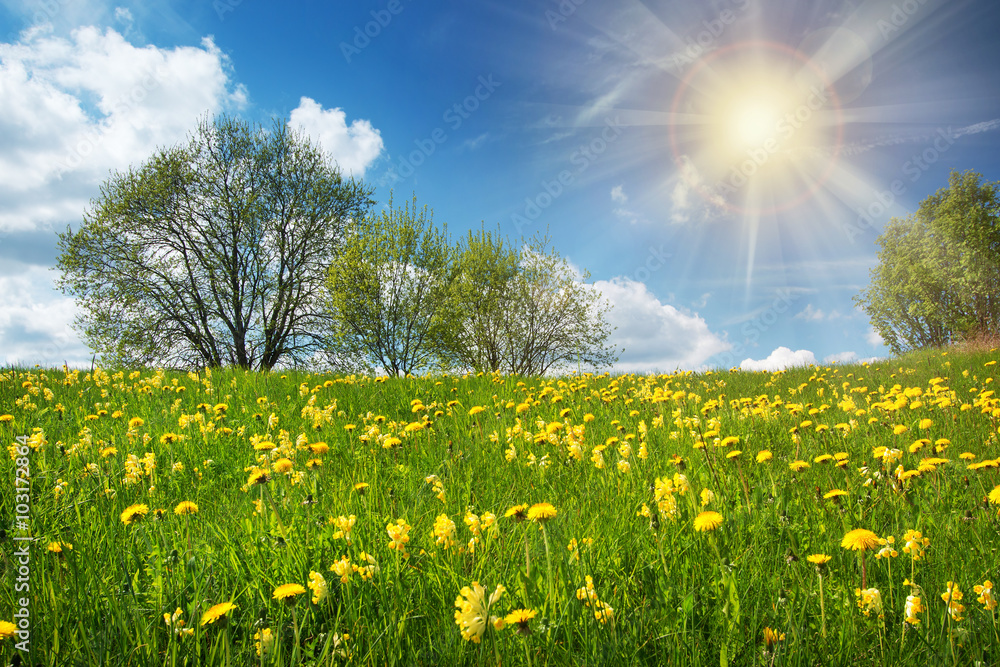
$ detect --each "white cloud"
[0,265,92,367]
[608,185,644,224]
[0,24,385,368]
[670,155,726,224]
[795,305,826,321]
[952,118,1000,138]
[289,97,383,178]
[0,25,248,233]
[595,277,730,372]
[866,327,885,347]
[824,351,881,365]
[795,305,843,322]
[824,351,858,364]
[740,346,817,372]
[841,118,1000,156]
[462,132,490,151]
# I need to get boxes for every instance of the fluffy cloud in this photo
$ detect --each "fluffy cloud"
[0,25,249,232]
[795,304,843,322]
[0,24,385,367]
[823,351,881,365]
[594,277,730,372]
[289,97,384,177]
[740,346,817,372]
[608,185,644,225]
[670,155,726,224]
[866,327,886,347]
[0,265,92,367]
[824,351,859,364]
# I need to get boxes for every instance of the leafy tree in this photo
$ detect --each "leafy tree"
[855,170,1000,353]
[56,115,374,370]
[436,227,522,372]
[441,229,618,375]
[325,194,454,375]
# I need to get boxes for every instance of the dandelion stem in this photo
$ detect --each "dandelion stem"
[541,524,554,612]
[818,572,827,639]
[524,530,531,578]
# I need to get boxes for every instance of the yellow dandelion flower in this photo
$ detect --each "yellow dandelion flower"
[756,450,773,463]
[527,503,557,523]
[693,511,723,532]
[200,601,236,627]
[841,528,880,551]
[120,503,149,526]
[174,501,198,516]
[247,469,270,486]
[505,504,529,521]
[505,608,537,635]
[273,583,306,603]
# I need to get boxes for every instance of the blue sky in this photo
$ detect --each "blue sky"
[2,0,999,372]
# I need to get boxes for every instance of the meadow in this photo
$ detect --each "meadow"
[1,348,999,666]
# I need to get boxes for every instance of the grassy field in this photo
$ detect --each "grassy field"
[1,348,999,666]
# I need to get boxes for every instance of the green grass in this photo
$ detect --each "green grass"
[1,348,998,665]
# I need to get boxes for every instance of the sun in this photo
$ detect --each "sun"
[729,97,783,148]
[669,41,844,216]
